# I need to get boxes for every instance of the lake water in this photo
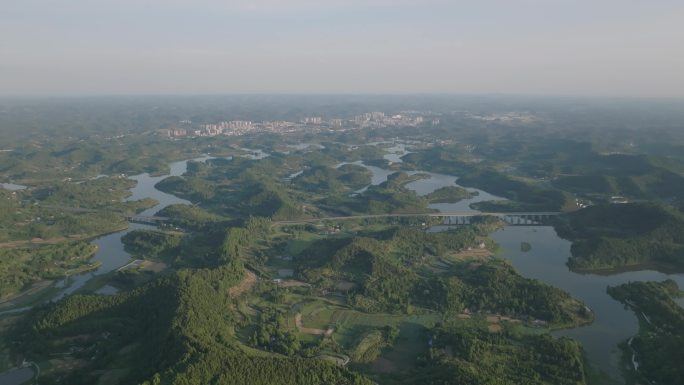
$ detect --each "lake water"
[335,160,416,194]
[382,142,413,164]
[489,227,684,380]
[338,142,505,213]
[287,143,325,151]
[676,297,684,310]
[405,172,505,214]
[126,156,211,217]
[49,156,218,298]
[239,148,270,160]
[338,155,505,212]
[0,182,27,191]
[0,367,34,385]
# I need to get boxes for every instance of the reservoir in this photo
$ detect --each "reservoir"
[62,156,215,292]
[0,367,35,385]
[491,226,684,381]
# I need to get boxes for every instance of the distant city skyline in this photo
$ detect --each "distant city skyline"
[2,0,683,96]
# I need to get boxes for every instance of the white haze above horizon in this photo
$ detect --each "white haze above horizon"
[1,0,683,97]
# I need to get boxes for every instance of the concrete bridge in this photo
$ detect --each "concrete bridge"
[126,215,170,225]
[274,212,561,226]
[128,211,561,227]
[440,212,559,226]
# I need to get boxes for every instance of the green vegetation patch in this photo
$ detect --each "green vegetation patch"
[293,164,372,193]
[349,327,399,364]
[121,230,183,262]
[425,186,475,204]
[608,280,684,385]
[156,203,226,231]
[404,321,588,385]
[0,241,98,297]
[555,203,684,271]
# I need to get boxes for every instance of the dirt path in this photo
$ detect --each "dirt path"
[278,280,311,288]
[0,237,81,248]
[451,248,492,260]
[229,270,257,297]
[295,313,334,336]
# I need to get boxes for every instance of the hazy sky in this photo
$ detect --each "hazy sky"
[2,0,683,96]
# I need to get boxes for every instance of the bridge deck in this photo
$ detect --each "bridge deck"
[127,216,170,222]
[274,212,561,225]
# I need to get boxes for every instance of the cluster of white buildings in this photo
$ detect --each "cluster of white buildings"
[159,111,435,138]
[190,120,306,137]
[200,121,255,136]
[467,112,538,123]
[353,111,432,128]
[302,116,322,125]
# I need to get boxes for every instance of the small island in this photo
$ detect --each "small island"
[425,185,476,203]
[520,242,532,252]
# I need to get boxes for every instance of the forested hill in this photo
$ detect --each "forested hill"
[554,203,684,271]
[16,262,370,385]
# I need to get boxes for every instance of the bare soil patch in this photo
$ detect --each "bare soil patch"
[229,270,257,297]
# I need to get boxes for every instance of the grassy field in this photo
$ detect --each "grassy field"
[284,294,441,371]
[285,236,318,256]
[297,299,342,329]
[293,297,440,346]
[332,311,440,352]
[349,330,386,363]
[74,271,117,295]
[284,296,442,378]
[368,322,429,375]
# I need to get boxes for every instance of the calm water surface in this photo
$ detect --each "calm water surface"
[0,182,27,191]
[491,226,684,380]
[405,171,505,213]
[0,367,34,385]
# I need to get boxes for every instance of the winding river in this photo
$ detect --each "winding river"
[0,154,237,383]
[0,156,214,316]
[49,156,216,299]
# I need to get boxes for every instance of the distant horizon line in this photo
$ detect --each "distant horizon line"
[1,92,683,100]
